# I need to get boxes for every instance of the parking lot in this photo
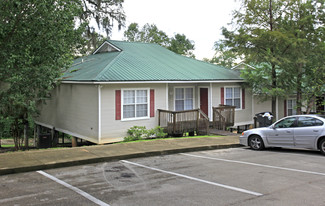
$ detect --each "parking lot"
[1,147,325,205]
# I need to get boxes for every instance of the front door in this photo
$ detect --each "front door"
[200,88,208,116]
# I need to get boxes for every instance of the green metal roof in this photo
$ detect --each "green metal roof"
[63,40,243,82]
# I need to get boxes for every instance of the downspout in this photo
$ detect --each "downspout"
[166,83,169,110]
[98,85,102,143]
[252,94,254,121]
[210,83,213,120]
[276,96,279,121]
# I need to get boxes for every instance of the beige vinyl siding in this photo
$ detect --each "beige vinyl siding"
[211,83,254,125]
[277,97,285,119]
[100,83,167,143]
[234,88,253,124]
[168,83,201,111]
[253,96,272,115]
[37,84,98,142]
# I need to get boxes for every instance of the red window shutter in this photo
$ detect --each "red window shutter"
[150,89,155,117]
[115,90,121,120]
[242,88,245,109]
[221,87,224,105]
[284,100,287,116]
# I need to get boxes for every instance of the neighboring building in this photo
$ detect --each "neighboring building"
[36,40,287,144]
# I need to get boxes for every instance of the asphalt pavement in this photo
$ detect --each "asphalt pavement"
[0,135,240,175]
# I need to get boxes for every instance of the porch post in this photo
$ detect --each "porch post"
[71,136,78,147]
[51,127,55,147]
[173,112,176,135]
[210,83,213,120]
[36,125,41,148]
[196,110,199,133]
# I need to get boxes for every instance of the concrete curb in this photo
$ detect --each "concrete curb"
[0,143,241,176]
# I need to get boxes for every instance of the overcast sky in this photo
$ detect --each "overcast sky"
[111,0,239,60]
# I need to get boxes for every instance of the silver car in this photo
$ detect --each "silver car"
[240,115,325,155]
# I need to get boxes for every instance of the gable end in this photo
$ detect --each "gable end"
[93,41,122,54]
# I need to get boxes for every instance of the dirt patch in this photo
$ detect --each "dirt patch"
[0,138,94,153]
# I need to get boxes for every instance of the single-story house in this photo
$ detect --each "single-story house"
[36,40,291,144]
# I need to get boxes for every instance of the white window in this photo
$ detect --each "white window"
[287,99,297,116]
[175,88,194,111]
[225,87,241,108]
[122,89,149,119]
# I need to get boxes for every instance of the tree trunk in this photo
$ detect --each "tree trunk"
[24,122,29,149]
[296,63,303,114]
[271,63,277,120]
[306,95,316,114]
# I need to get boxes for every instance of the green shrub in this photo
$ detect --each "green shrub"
[146,126,167,139]
[124,126,167,142]
[124,126,147,142]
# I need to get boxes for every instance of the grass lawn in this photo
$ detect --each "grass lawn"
[1,144,15,148]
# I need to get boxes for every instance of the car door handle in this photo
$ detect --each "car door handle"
[286,131,291,133]
[313,130,319,132]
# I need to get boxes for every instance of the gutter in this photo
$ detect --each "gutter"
[61,80,246,84]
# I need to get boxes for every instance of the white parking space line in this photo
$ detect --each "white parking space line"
[121,160,263,196]
[182,153,325,176]
[37,171,110,206]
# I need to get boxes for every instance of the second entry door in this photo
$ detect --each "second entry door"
[200,88,208,116]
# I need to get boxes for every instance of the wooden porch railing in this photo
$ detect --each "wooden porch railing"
[212,105,236,130]
[158,109,209,136]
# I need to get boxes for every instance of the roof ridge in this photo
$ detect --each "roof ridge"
[95,51,123,80]
[108,39,163,47]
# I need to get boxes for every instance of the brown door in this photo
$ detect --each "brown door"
[200,88,209,116]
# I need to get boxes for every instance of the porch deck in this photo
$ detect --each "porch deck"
[212,105,236,130]
[158,109,209,136]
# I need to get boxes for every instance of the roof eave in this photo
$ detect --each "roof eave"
[61,79,246,84]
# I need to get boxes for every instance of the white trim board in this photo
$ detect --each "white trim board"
[61,80,245,85]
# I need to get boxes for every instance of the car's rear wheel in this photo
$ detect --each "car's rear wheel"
[249,135,264,150]
[319,139,325,155]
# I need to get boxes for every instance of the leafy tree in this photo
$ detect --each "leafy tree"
[279,0,325,114]
[78,0,126,54]
[220,0,324,117]
[123,23,140,42]
[0,0,84,149]
[124,23,195,57]
[206,41,242,68]
[168,34,195,58]
[124,23,170,47]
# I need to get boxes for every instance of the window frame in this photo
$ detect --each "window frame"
[274,117,297,128]
[297,116,324,127]
[121,88,150,121]
[287,99,297,116]
[174,86,195,111]
[224,86,242,110]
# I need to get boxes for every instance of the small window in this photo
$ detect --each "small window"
[175,88,194,111]
[275,117,296,128]
[122,89,149,119]
[225,87,241,108]
[297,117,324,127]
[287,99,297,116]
